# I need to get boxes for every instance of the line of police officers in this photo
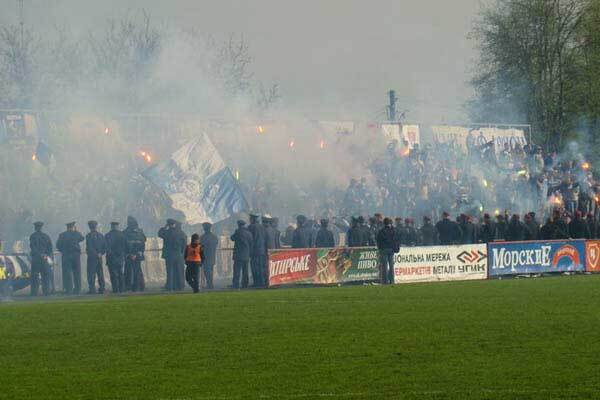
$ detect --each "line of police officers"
[229,214,281,289]
[29,217,146,296]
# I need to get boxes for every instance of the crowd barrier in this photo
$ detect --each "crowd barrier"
[267,239,600,287]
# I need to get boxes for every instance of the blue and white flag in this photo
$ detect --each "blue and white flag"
[144,133,248,224]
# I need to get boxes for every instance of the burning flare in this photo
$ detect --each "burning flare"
[582,162,590,171]
[289,139,295,149]
[319,139,325,149]
[257,125,265,134]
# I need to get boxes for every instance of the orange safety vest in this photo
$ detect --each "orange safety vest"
[185,244,202,263]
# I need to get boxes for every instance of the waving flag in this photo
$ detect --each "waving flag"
[143,132,248,224]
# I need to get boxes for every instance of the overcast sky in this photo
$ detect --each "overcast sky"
[0,0,483,122]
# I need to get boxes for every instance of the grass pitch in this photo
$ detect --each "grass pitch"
[2,276,600,399]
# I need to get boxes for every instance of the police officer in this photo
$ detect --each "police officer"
[231,220,253,289]
[199,222,218,289]
[315,218,335,248]
[158,219,176,291]
[271,217,282,249]
[86,220,107,294]
[56,221,84,295]
[170,221,187,291]
[248,213,267,287]
[435,212,462,245]
[346,217,361,247]
[105,222,127,293]
[29,221,53,296]
[123,216,146,292]
[263,216,278,285]
[419,216,437,246]
[293,215,313,248]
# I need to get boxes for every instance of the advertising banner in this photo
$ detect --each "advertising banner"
[488,240,585,276]
[393,244,488,284]
[268,247,379,286]
[585,240,600,272]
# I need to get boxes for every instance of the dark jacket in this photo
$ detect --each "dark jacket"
[56,230,85,254]
[231,227,253,261]
[419,222,437,246]
[265,226,280,250]
[506,221,526,242]
[540,222,554,240]
[524,221,539,241]
[29,231,53,257]
[569,218,591,239]
[315,228,335,248]
[494,221,508,241]
[86,231,107,258]
[248,222,267,256]
[404,226,418,246]
[552,220,570,239]
[199,232,218,266]
[105,229,127,265]
[376,226,400,252]
[478,222,495,243]
[123,217,146,259]
[159,226,187,260]
[293,225,314,248]
[347,225,369,247]
[460,222,476,244]
[435,219,462,245]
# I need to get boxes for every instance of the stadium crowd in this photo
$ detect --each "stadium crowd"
[4,135,600,296]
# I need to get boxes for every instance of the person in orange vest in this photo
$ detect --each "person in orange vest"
[184,234,203,293]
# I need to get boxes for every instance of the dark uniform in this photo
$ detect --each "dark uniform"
[105,222,127,293]
[123,216,146,292]
[56,222,84,295]
[248,214,267,287]
[540,219,554,240]
[86,221,107,294]
[158,219,186,291]
[435,214,462,245]
[419,217,437,246]
[168,222,187,291]
[200,223,218,289]
[263,217,279,286]
[506,215,526,242]
[231,221,253,289]
[293,215,313,248]
[569,213,591,239]
[494,216,508,241]
[315,219,335,248]
[404,218,418,246]
[158,220,174,290]
[271,218,282,249]
[478,215,495,244]
[29,222,53,296]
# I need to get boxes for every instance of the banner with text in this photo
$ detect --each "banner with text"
[268,247,379,286]
[488,240,585,276]
[393,244,488,284]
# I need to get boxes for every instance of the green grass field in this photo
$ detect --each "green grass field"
[2,275,600,399]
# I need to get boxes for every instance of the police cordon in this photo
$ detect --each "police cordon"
[4,239,600,297]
